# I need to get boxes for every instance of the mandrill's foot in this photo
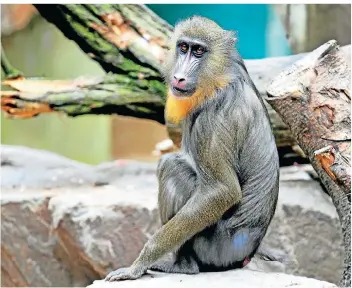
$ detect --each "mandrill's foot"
[149,256,199,274]
[105,266,145,282]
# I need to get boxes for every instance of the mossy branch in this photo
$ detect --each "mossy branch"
[1,73,165,122]
[33,4,172,77]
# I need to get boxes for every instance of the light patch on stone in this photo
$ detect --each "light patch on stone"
[48,186,158,229]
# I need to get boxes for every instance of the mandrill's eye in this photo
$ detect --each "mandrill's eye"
[193,45,206,57]
[179,43,188,53]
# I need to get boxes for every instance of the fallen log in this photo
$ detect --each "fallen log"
[266,40,351,287]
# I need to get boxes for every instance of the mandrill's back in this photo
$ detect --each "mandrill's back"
[229,57,280,235]
[181,55,280,260]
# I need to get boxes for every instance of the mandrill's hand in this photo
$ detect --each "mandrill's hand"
[104,265,146,281]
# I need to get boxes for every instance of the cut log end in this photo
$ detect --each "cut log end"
[266,39,340,100]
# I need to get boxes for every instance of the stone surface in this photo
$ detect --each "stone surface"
[263,166,344,284]
[1,185,160,287]
[1,146,343,286]
[1,145,157,189]
[87,270,337,288]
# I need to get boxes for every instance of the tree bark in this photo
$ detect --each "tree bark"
[33,4,171,75]
[266,40,351,287]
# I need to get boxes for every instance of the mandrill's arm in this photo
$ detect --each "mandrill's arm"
[105,166,242,281]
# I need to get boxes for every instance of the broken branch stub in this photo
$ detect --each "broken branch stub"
[266,40,351,287]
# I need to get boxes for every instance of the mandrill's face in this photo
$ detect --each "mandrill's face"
[163,16,235,101]
[170,36,208,98]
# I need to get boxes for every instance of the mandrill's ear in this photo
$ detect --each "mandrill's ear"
[223,30,237,47]
[231,31,237,44]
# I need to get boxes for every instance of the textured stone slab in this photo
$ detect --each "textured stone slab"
[88,270,337,288]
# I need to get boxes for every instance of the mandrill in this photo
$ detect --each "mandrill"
[105,15,280,281]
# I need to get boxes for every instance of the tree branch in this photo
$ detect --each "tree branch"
[1,73,165,122]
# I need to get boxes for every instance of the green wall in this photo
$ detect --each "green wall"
[1,16,111,164]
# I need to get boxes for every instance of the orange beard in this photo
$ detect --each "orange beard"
[165,79,230,124]
[165,90,201,124]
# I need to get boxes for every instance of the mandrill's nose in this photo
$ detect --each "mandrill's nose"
[172,74,186,88]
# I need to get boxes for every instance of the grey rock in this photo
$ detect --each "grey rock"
[1,145,157,190]
[1,146,343,286]
[1,194,71,287]
[1,185,160,287]
[263,166,343,284]
[87,270,337,288]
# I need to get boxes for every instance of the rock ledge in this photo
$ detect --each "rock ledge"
[87,270,337,288]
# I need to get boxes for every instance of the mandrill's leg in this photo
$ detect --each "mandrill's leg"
[157,152,197,225]
[105,152,199,282]
[149,153,200,275]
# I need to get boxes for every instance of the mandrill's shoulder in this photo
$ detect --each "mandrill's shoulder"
[207,80,264,123]
[183,78,265,135]
[224,79,269,121]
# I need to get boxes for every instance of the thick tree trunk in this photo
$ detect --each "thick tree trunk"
[33,4,171,74]
[266,40,351,287]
